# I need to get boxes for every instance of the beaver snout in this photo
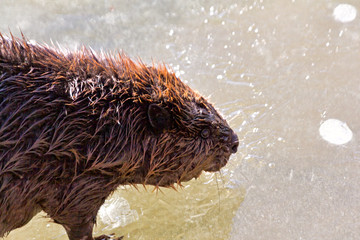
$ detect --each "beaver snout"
[230,131,239,154]
[220,128,239,154]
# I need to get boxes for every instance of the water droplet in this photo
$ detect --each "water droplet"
[175,70,185,77]
[28,39,37,45]
[289,169,294,180]
[251,111,259,119]
[210,6,215,16]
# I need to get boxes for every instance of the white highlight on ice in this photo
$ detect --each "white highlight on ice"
[333,4,357,23]
[98,196,139,229]
[319,119,353,145]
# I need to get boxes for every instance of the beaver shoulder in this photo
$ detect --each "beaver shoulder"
[0,33,238,240]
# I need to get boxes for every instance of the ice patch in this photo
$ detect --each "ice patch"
[98,196,139,230]
[319,119,353,145]
[333,4,357,23]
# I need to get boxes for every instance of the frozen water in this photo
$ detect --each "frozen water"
[97,194,139,230]
[333,4,357,23]
[319,119,353,145]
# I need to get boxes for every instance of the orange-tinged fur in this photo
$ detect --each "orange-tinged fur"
[0,33,238,240]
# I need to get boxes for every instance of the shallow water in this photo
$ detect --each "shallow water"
[1,0,360,239]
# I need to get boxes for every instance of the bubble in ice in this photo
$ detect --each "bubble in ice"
[319,119,353,145]
[333,4,357,23]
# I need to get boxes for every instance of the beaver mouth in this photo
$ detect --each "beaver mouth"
[143,147,233,187]
[150,161,206,187]
[143,162,203,187]
[203,146,233,172]
[203,155,229,172]
[178,148,232,182]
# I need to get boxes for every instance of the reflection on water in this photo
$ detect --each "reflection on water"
[1,0,360,239]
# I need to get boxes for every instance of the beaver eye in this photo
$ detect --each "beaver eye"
[201,128,211,139]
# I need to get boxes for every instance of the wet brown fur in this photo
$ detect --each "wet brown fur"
[0,33,238,240]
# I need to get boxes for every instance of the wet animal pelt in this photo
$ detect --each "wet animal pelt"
[0,33,239,240]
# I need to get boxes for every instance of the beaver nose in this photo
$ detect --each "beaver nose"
[230,132,239,153]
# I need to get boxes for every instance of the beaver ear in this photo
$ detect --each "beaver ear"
[148,104,171,131]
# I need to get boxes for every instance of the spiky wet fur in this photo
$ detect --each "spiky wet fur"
[0,33,236,239]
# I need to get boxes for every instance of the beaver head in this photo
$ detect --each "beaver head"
[94,64,240,187]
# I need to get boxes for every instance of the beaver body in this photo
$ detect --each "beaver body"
[0,34,238,240]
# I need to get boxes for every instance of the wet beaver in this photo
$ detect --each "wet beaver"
[0,33,239,240]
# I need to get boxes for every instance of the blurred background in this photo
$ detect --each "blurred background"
[1,0,360,239]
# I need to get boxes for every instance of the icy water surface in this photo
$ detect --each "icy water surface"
[1,0,360,239]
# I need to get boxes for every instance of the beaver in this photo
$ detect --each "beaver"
[0,33,239,240]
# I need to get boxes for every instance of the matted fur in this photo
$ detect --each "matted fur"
[0,33,238,239]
